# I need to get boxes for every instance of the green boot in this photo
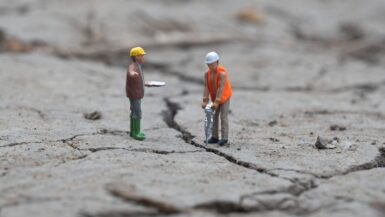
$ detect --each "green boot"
[132,118,145,141]
[135,118,146,138]
[129,118,134,137]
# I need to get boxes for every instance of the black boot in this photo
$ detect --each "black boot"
[207,137,219,144]
[218,139,229,146]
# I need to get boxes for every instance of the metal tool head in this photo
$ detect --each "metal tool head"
[204,102,213,144]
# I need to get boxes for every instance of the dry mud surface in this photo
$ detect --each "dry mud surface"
[1,0,385,217]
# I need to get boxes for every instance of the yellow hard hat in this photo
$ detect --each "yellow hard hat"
[130,47,146,57]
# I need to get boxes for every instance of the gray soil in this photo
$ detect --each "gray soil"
[1,0,385,217]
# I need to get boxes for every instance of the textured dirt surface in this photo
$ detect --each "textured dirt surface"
[1,0,385,217]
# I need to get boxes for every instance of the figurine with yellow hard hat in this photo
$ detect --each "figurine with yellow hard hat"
[126,47,164,140]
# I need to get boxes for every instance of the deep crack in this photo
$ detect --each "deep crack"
[161,98,311,185]
[342,147,385,175]
[160,97,385,215]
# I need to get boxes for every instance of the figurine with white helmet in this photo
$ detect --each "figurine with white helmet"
[202,51,232,146]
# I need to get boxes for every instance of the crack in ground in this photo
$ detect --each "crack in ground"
[162,98,270,172]
[60,129,203,156]
[0,129,128,148]
[85,146,203,155]
[271,147,385,180]
[160,97,319,192]
[1,128,202,166]
[102,165,366,216]
[342,147,385,175]
[0,134,94,148]
[158,97,385,215]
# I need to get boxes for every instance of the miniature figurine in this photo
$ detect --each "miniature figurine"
[201,52,232,146]
[126,47,148,141]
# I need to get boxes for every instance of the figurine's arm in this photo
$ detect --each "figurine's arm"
[215,72,226,103]
[125,72,129,97]
[203,72,209,100]
[128,64,140,78]
[202,72,209,108]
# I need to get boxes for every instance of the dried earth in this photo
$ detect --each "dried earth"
[0,0,385,217]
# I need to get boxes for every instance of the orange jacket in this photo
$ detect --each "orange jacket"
[207,66,232,104]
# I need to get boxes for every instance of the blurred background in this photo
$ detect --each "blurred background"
[1,0,385,88]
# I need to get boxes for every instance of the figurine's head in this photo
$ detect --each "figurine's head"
[134,55,145,64]
[207,61,218,72]
[205,51,219,71]
[130,47,146,64]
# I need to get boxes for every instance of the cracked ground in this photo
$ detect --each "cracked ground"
[1,0,385,217]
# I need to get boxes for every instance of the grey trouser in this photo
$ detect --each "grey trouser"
[129,99,142,119]
[212,99,230,140]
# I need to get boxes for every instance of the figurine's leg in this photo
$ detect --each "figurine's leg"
[220,99,230,142]
[130,99,145,140]
[136,100,145,138]
[130,118,134,137]
[129,99,136,137]
[130,99,142,119]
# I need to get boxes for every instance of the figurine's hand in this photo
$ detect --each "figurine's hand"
[201,102,208,109]
[211,101,220,110]
[130,71,139,78]
[201,98,209,109]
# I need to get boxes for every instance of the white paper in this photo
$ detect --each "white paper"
[148,81,166,86]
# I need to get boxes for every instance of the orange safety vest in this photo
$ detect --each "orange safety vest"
[207,66,232,104]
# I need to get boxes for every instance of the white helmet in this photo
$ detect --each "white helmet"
[205,52,219,64]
